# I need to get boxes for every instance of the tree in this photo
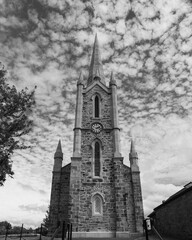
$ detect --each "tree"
[0,63,35,186]
[0,221,12,234]
[43,205,50,229]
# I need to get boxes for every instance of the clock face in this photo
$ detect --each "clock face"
[91,123,103,134]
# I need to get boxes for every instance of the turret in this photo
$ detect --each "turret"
[109,71,117,86]
[129,139,144,232]
[129,139,139,171]
[73,73,83,157]
[48,140,63,234]
[110,71,121,157]
[53,140,63,171]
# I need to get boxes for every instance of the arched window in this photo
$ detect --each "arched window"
[92,194,103,216]
[94,95,99,118]
[95,142,100,176]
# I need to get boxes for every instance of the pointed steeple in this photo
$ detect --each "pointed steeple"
[53,140,63,172]
[54,140,63,159]
[130,139,137,156]
[129,139,139,171]
[129,139,138,160]
[88,34,105,86]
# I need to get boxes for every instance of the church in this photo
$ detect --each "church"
[48,35,144,238]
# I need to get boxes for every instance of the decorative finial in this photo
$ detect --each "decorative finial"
[77,72,84,85]
[129,139,138,159]
[110,71,117,86]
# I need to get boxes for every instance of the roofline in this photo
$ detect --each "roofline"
[154,185,192,211]
[61,162,71,170]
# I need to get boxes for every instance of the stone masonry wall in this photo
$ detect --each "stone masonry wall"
[113,157,128,232]
[131,171,144,233]
[155,190,192,240]
[123,164,137,232]
[79,84,116,232]
[59,164,71,224]
[81,85,112,129]
[48,171,61,234]
[68,157,81,231]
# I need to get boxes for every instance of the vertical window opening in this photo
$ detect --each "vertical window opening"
[95,142,100,176]
[94,195,102,214]
[95,96,99,118]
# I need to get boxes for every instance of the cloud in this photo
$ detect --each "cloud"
[19,204,47,213]
[0,0,192,227]
[18,183,37,192]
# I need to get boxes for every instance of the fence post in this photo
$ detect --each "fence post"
[62,221,65,240]
[67,224,70,240]
[144,220,149,240]
[5,227,8,240]
[39,224,43,240]
[70,224,72,240]
[19,224,23,240]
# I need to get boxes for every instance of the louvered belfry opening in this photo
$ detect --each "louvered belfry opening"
[95,95,99,118]
[95,142,100,176]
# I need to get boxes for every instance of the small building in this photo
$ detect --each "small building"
[149,182,192,240]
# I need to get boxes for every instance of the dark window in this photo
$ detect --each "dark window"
[95,142,100,176]
[95,96,99,117]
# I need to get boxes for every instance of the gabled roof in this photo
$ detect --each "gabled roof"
[84,80,110,94]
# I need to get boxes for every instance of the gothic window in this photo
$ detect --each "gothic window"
[93,194,103,216]
[94,142,100,176]
[94,95,99,118]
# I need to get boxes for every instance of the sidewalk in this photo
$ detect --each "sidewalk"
[72,236,178,240]
[135,234,178,240]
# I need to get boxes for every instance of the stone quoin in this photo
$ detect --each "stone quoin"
[48,35,144,238]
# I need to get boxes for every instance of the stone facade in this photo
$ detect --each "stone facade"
[149,183,192,240]
[48,35,144,238]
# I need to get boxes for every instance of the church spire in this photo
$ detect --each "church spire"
[54,140,63,159]
[87,34,105,86]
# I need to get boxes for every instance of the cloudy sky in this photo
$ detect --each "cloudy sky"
[1,0,192,228]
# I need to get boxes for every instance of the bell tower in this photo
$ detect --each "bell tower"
[48,35,144,239]
[68,35,144,237]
